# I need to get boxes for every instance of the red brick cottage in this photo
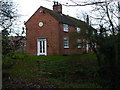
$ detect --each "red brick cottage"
[25,2,96,55]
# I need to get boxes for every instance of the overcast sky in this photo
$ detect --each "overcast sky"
[1,0,119,35]
[13,0,94,22]
[4,0,94,35]
[11,0,119,35]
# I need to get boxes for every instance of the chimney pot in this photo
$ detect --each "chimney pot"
[53,2,62,14]
[86,15,89,25]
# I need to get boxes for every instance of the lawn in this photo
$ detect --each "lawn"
[3,54,102,88]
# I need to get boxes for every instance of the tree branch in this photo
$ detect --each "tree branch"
[62,1,106,7]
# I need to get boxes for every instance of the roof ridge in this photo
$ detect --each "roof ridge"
[40,6,87,27]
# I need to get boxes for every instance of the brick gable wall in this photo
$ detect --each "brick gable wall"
[26,7,61,55]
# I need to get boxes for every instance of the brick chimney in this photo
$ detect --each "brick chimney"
[53,2,62,14]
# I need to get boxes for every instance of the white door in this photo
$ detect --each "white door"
[37,39,47,55]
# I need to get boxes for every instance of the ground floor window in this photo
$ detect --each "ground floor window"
[64,37,69,48]
[77,39,81,48]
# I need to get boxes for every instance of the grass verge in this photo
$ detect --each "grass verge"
[3,54,102,88]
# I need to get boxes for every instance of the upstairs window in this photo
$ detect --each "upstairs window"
[63,24,68,32]
[76,27,80,33]
[64,37,69,48]
[93,31,95,35]
[77,39,81,48]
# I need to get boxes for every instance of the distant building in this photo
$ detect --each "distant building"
[25,2,96,55]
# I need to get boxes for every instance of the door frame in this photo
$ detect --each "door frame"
[37,38,47,56]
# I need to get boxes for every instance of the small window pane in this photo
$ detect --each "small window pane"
[43,41,45,53]
[40,41,42,53]
[93,31,95,35]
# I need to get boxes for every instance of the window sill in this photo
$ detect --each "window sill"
[64,31,69,32]
[64,47,69,49]
[78,46,81,48]
[77,32,80,33]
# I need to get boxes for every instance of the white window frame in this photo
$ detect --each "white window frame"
[86,40,89,53]
[63,24,68,32]
[93,31,95,35]
[76,27,80,33]
[94,43,97,48]
[77,39,81,48]
[64,37,69,48]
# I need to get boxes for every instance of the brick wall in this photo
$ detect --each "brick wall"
[59,24,87,55]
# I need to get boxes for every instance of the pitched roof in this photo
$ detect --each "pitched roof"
[41,6,88,27]
[25,6,96,31]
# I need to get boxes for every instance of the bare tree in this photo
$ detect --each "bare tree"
[1,0,25,55]
[68,0,120,88]
[0,0,18,34]
[45,0,120,87]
